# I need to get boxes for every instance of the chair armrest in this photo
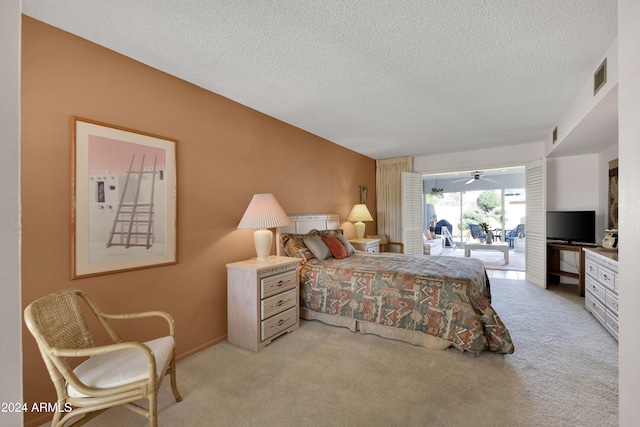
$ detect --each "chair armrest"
[54,340,153,359]
[101,311,176,336]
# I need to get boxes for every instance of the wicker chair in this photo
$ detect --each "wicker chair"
[24,289,182,427]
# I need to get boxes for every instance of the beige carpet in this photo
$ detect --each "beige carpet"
[62,279,618,427]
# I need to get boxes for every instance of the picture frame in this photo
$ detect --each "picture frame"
[70,117,177,279]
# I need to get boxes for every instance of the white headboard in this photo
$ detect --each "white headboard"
[276,213,340,256]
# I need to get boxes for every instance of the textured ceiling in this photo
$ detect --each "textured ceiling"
[22,1,617,160]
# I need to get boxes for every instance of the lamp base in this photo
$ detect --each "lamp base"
[254,228,272,262]
[354,221,365,240]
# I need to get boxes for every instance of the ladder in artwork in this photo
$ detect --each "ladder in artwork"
[106,154,158,249]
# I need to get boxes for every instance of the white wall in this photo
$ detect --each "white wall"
[547,38,619,157]
[0,0,23,426]
[413,141,544,175]
[618,0,640,425]
[546,154,606,241]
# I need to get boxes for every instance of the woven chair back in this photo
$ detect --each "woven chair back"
[26,289,95,355]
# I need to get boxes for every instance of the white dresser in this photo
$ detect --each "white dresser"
[583,248,619,340]
[227,256,300,351]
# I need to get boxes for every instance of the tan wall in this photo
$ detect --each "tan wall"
[21,16,376,426]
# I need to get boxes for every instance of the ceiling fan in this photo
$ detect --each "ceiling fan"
[452,171,497,185]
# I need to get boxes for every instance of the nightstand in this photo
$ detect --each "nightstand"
[226,256,300,352]
[349,238,380,253]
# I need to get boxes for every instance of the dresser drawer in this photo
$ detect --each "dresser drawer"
[586,275,605,303]
[585,291,605,324]
[261,288,297,320]
[584,258,598,277]
[605,311,618,340]
[597,266,616,291]
[261,306,297,341]
[261,270,297,298]
[606,291,619,315]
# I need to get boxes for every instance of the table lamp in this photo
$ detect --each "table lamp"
[348,204,373,240]
[237,193,291,262]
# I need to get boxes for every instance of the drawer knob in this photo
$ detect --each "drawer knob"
[277,300,285,306]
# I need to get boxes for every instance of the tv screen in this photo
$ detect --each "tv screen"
[546,211,596,244]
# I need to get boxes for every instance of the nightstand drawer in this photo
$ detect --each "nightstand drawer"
[261,307,297,341]
[261,270,297,298]
[261,288,297,319]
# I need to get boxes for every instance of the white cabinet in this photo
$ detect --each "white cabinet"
[349,238,380,253]
[227,256,300,352]
[583,248,619,340]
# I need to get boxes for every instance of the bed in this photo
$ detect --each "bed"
[277,215,514,355]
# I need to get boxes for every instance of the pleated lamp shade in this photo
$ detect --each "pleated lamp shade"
[238,194,291,261]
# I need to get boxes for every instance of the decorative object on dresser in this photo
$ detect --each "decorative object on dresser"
[602,229,618,249]
[237,193,291,262]
[583,248,618,340]
[347,203,374,240]
[227,256,300,351]
[349,237,380,253]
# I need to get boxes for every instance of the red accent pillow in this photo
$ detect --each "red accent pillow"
[322,236,350,259]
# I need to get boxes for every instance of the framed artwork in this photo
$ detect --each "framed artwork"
[70,117,177,279]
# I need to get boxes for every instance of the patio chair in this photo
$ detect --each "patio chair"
[468,223,487,241]
[24,288,183,427]
[505,224,525,248]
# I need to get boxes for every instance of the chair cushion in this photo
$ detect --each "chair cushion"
[68,336,174,398]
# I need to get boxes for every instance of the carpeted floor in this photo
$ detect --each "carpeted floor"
[56,279,617,427]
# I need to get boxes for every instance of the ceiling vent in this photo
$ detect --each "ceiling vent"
[594,58,607,95]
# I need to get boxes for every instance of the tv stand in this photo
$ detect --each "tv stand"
[547,242,589,296]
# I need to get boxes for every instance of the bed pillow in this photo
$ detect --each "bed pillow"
[280,233,315,261]
[310,229,356,255]
[322,236,350,259]
[303,235,333,261]
[335,234,356,255]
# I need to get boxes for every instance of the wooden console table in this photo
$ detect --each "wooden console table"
[547,242,593,296]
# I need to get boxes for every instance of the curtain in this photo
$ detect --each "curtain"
[376,156,412,244]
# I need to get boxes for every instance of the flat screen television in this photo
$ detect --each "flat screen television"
[546,211,596,245]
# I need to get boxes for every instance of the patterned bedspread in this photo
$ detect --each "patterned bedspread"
[300,253,514,354]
